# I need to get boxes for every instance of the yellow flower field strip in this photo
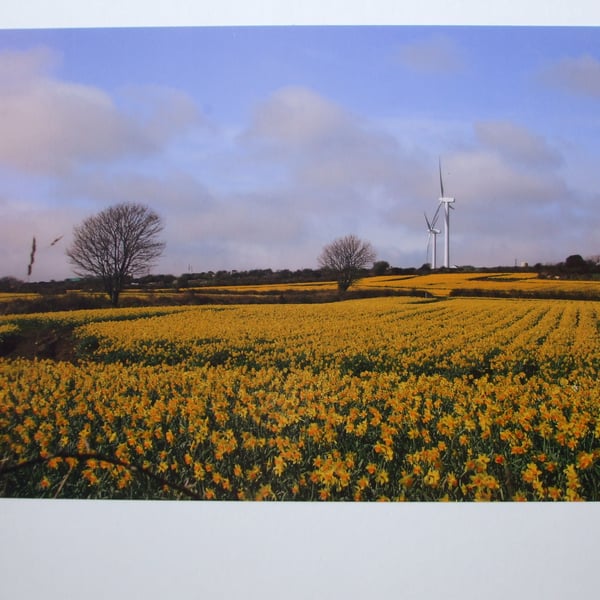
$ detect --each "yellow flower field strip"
[0,304,197,329]
[493,303,589,373]
[70,297,600,381]
[0,293,41,303]
[189,281,337,293]
[536,304,600,374]
[402,301,556,377]
[70,299,550,368]
[116,273,600,298]
[0,323,19,338]
[73,298,451,369]
[1,358,599,500]
[359,273,600,296]
[569,304,600,360]
[144,272,600,298]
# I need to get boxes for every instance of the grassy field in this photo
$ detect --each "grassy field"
[1,288,599,501]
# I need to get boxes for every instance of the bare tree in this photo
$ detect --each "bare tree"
[318,234,376,292]
[67,202,165,307]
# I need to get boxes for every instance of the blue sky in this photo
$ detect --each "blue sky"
[1,25,600,280]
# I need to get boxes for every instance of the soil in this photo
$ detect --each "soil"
[1,327,78,362]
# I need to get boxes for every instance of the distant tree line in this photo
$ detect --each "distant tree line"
[4,254,599,297]
[536,254,600,279]
[175,268,334,288]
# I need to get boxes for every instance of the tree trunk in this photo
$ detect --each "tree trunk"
[338,280,350,293]
[110,289,120,307]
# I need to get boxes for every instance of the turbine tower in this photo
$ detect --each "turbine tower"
[438,158,455,268]
[424,206,441,269]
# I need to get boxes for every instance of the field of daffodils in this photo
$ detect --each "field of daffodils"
[1,293,599,500]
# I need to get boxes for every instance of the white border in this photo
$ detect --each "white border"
[1,0,600,28]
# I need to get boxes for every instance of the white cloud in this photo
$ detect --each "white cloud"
[0,46,59,88]
[0,48,204,175]
[241,86,423,213]
[118,84,205,147]
[58,170,213,214]
[395,34,465,73]
[540,54,600,98]
[439,147,569,221]
[474,120,563,168]
[242,85,351,149]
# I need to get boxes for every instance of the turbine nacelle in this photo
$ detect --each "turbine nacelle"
[424,209,441,234]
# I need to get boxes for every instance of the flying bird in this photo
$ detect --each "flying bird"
[27,236,36,276]
[50,235,64,247]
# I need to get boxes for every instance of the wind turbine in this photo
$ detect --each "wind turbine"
[424,205,441,269]
[438,158,455,268]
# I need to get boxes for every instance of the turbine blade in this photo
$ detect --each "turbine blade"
[424,212,432,230]
[439,157,445,197]
[432,203,441,227]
